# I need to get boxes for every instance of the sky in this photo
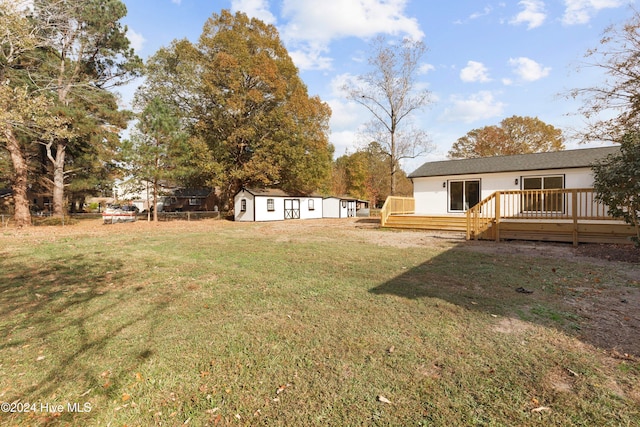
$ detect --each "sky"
[118,0,635,173]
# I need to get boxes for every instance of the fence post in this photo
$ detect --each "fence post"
[494,191,501,242]
[572,189,578,247]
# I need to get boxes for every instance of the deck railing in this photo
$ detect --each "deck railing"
[380,196,415,227]
[466,188,613,241]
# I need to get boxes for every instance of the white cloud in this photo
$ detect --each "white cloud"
[562,0,625,25]
[510,0,546,29]
[328,73,358,97]
[170,0,181,5]
[440,91,506,123]
[231,0,276,25]
[454,6,493,24]
[419,63,436,75]
[508,57,551,81]
[469,6,493,20]
[327,74,371,130]
[280,0,424,71]
[126,28,146,53]
[330,130,360,156]
[460,61,491,83]
[328,99,365,131]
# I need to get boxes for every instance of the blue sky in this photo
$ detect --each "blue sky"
[119,0,634,173]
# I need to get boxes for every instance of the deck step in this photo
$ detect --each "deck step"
[384,215,467,232]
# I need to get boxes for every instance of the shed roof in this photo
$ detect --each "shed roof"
[237,187,323,198]
[408,146,620,178]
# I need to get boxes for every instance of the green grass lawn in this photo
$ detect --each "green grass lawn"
[0,220,638,426]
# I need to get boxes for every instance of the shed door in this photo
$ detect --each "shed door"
[284,199,300,219]
[347,200,356,217]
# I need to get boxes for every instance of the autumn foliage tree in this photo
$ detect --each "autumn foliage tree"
[448,116,565,159]
[138,10,333,210]
[332,142,412,207]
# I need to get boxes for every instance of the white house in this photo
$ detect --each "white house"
[323,197,370,218]
[408,146,619,216]
[234,187,324,222]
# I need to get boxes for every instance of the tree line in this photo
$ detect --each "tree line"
[1,2,639,234]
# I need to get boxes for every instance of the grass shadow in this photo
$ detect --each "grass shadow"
[0,252,171,423]
[369,243,640,356]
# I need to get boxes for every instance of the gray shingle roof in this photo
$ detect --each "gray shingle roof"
[408,146,620,178]
[239,187,323,198]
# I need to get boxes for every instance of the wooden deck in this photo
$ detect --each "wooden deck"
[380,192,637,245]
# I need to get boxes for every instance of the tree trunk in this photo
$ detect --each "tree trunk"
[153,178,158,222]
[390,130,397,196]
[4,128,31,227]
[45,140,67,218]
[52,147,66,218]
[52,143,66,218]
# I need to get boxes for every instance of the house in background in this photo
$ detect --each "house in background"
[113,179,219,213]
[408,146,619,216]
[323,196,370,218]
[163,188,219,212]
[234,188,324,222]
[382,146,634,245]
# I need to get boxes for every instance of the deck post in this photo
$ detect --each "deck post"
[494,191,501,242]
[572,189,578,247]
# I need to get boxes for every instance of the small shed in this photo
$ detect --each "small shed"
[234,187,324,222]
[323,197,370,218]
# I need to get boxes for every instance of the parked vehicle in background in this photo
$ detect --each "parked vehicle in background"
[102,204,138,224]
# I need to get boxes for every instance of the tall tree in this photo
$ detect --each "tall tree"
[125,98,190,222]
[0,1,70,226]
[344,36,432,195]
[61,88,130,212]
[29,0,141,218]
[448,116,565,159]
[569,9,640,143]
[139,11,333,210]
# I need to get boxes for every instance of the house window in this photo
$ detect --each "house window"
[522,175,564,212]
[267,198,275,211]
[341,200,347,208]
[189,198,201,206]
[309,199,315,210]
[449,180,480,211]
[240,199,246,212]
